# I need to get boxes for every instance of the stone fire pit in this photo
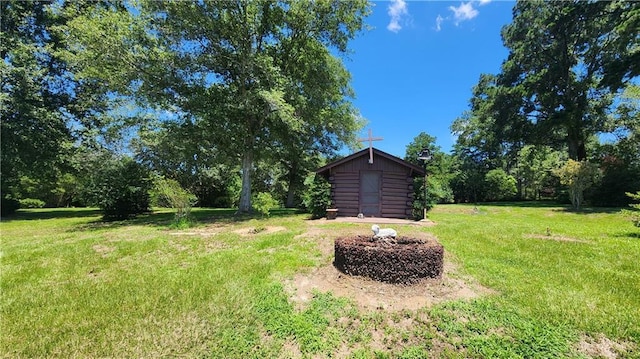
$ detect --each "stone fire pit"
[334,235,444,284]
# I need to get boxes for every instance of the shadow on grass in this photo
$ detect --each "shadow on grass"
[614,231,640,239]
[551,207,624,215]
[481,201,567,209]
[2,208,103,221]
[70,207,305,231]
[478,201,625,214]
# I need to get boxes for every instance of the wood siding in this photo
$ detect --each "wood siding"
[327,153,416,219]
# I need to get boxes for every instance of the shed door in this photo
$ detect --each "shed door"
[360,171,381,217]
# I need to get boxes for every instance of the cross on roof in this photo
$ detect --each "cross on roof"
[358,128,383,164]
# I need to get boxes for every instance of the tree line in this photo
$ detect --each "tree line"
[406,1,639,211]
[1,0,369,217]
[2,1,638,218]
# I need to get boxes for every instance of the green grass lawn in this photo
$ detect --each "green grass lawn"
[1,204,638,358]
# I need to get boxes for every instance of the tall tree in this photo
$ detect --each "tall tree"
[1,1,71,203]
[1,1,115,212]
[497,0,639,160]
[63,0,369,213]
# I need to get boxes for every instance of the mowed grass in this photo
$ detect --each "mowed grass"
[429,204,640,340]
[1,204,639,358]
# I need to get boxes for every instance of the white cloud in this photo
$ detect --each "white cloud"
[435,14,444,32]
[479,0,492,5]
[448,2,479,25]
[387,0,408,33]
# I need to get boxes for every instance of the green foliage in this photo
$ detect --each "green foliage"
[252,192,280,218]
[1,1,111,210]
[554,160,599,210]
[63,0,370,213]
[154,178,197,224]
[622,191,640,227]
[0,197,20,217]
[589,155,640,207]
[1,1,71,199]
[302,174,331,219]
[495,1,638,161]
[12,173,82,208]
[516,145,564,200]
[134,121,241,208]
[19,198,45,209]
[449,150,489,204]
[484,169,517,201]
[83,157,153,220]
[453,2,640,205]
[405,132,454,217]
[411,176,454,219]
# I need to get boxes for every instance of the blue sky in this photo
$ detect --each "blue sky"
[345,0,515,157]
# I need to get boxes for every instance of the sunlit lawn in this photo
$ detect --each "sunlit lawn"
[1,204,638,358]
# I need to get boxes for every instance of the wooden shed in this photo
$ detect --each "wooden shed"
[316,147,425,219]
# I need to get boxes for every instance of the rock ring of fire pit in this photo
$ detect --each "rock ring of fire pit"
[334,235,444,284]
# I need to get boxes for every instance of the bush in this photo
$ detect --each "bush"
[412,176,453,219]
[589,158,640,207]
[253,192,279,217]
[621,191,640,228]
[554,160,599,210]
[1,196,20,217]
[302,174,331,219]
[19,198,45,208]
[154,178,197,222]
[484,169,517,201]
[84,157,153,220]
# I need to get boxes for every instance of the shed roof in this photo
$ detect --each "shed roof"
[316,147,425,177]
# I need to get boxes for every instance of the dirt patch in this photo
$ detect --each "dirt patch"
[168,224,286,238]
[575,334,635,359]
[286,258,492,312]
[286,226,493,311]
[92,244,115,258]
[168,226,219,238]
[280,340,303,358]
[203,240,229,253]
[169,231,218,237]
[233,226,287,236]
[525,234,587,243]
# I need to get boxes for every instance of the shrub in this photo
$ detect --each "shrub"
[621,191,640,228]
[588,158,640,207]
[484,169,517,201]
[19,198,45,208]
[252,192,279,217]
[1,196,20,217]
[412,176,453,219]
[84,157,153,220]
[302,174,331,219]
[154,178,197,222]
[554,160,599,210]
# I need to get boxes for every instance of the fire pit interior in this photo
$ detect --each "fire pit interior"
[334,235,444,284]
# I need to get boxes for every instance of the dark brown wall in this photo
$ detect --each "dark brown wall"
[327,154,415,218]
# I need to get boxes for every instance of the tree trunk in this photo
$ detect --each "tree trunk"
[285,185,296,208]
[285,162,298,208]
[567,123,587,161]
[237,149,253,213]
